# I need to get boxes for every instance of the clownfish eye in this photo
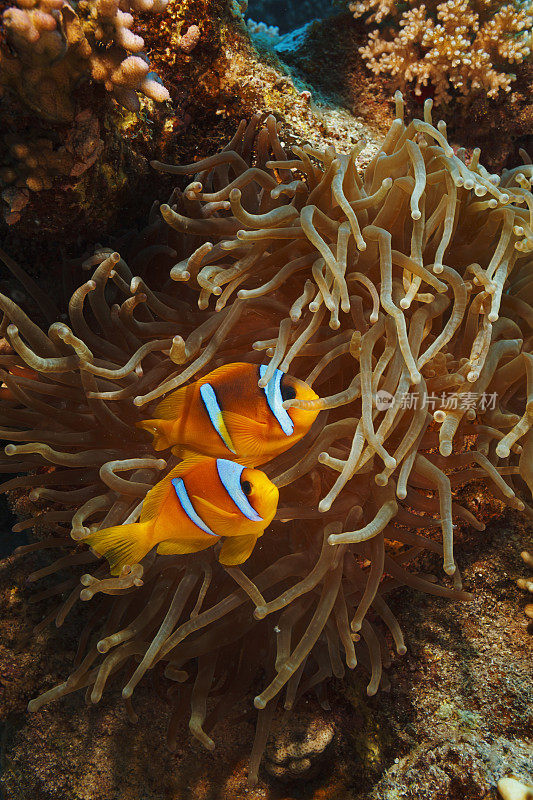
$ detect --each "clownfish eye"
[281,382,297,402]
[241,480,252,496]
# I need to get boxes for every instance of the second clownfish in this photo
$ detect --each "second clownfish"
[137,362,319,467]
[85,457,279,575]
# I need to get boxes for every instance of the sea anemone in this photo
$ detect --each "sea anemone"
[1,92,532,784]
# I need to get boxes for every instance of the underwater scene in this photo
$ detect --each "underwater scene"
[0,0,532,797]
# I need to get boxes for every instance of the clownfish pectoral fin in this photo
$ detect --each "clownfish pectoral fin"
[222,412,269,463]
[85,522,153,576]
[156,536,217,556]
[191,494,240,537]
[191,495,238,519]
[136,419,174,451]
[218,533,259,566]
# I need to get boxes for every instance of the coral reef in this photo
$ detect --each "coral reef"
[0,0,172,228]
[351,0,533,105]
[0,0,170,121]
[0,94,532,785]
[0,0,376,239]
[1,109,104,224]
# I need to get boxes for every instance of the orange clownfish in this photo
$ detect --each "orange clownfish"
[137,362,320,467]
[85,457,279,575]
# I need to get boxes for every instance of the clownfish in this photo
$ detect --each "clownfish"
[85,457,279,575]
[136,362,320,467]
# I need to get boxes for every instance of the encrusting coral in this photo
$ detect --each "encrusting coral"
[0,0,170,122]
[1,109,104,224]
[351,0,533,104]
[1,92,533,783]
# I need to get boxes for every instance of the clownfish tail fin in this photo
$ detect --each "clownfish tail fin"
[136,419,174,451]
[85,522,153,576]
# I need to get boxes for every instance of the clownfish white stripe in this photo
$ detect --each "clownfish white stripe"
[199,383,237,453]
[172,477,217,536]
[216,458,263,522]
[259,365,294,436]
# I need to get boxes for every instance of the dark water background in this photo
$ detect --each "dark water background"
[247,0,332,33]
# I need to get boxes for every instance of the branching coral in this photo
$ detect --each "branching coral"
[1,93,533,783]
[0,0,170,121]
[351,0,533,104]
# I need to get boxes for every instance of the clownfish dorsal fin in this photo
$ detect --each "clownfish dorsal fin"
[201,362,252,386]
[140,455,211,523]
[165,454,213,480]
[218,533,259,565]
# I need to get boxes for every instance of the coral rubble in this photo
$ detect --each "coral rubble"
[0,94,532,785]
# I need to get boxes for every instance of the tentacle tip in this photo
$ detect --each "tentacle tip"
[327,534,337,546]
[253,696,266,710]
[79,589,93,601]
[366,686,378,697]
[319,500,331,513]
[27,699,39,713]
[253,607,267,620]
[133,396,144,407]
[444,563,457,576]
[122,687,133,700]
[398,646,407,656]
[411,210,421,220]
